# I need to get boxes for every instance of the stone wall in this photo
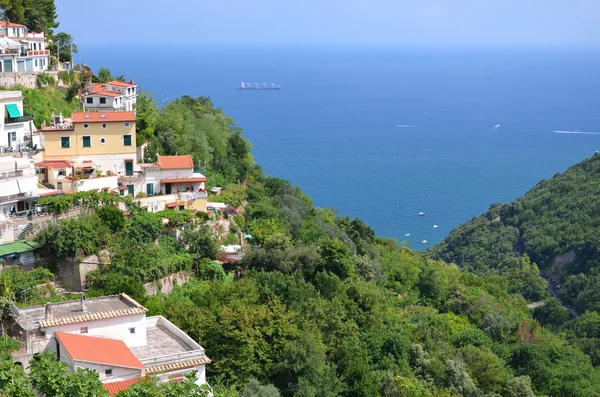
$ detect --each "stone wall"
[54,250,108,292]
[144,271,190,296]
[0,71,59,89]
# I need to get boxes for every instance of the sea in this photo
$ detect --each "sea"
[77,45,600,249]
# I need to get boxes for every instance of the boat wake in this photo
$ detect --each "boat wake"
[396,125,422,128]
[555,130,600,135]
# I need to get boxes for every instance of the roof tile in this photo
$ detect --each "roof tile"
[55,332,144,369]
[157,155,194,170]
[72,111,135,123]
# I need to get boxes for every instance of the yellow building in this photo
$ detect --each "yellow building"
[41,111,138,177]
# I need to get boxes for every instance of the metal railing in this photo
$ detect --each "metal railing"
[0,192,35,204]
[5,114,34,124]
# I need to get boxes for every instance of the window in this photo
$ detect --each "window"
[129,327,136,334]
[127,185,134,196]
[58,170,66,176]
[40,331,46,338]
[99,98,106,104]
[8,132,16,142]
[80,327,88,334]
[123,134,132,146]
[119,189,125,197]
[124,122,130,128]
[56,182,62,190]
[60,136,70,148]
[101,123,107,129]
[83,123,89,129]
[179,205,185,211]
[100,137,106,144]
[146,183,154,196]
[34,59,38,67]
[82,136,91,148]
[86,97,93,104]
[105,369,113,377]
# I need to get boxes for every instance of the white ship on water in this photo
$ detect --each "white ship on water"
[239,81,281,90]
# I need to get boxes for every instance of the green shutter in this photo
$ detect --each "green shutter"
[127,185,134,196]
[6,103,21,118]
[60,137,70,148]
[82,136,91,148]
[146,183,154,196]
[123,135,132,146]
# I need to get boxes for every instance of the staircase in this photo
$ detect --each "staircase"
[17,222,33,240]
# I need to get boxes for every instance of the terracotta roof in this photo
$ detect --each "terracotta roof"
[143,357,212,375]
[165,202,178,208]
[72,111,135,123]
[0,22,26,28]
[157,155,194,170]
[55,332,144,369]
[103,378,143,397]
[35,160,71,168]
[161,177,207,184]
[106,80,136,87]
[39,293,147,328]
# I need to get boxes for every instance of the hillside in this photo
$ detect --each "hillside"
[428,153,600,312]
[21,85,81,127]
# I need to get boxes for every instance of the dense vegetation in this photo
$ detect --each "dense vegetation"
[21,85,80,127]
[18,120,600,395]
[429,155,600,312]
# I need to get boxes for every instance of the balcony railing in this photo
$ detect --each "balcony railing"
[118,170,145,178]
[177,191,208,201]
[0,170,24,180]
[5,114,34,124]
[26,50,49,57]
[0,192,35,204]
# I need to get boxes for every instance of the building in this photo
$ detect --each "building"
[0,90,37,151]
[83,80,138,112]
[40,111,139,180]
[119,155,208,213]
[0,22,49,73]
[3,293,210,390]
[0,156,38,215]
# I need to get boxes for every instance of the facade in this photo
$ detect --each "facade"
[0,90,37,151]
[83,80,138,112]
[40,111,138,178]
[0,156,38,215]
[3,293,210,391]
[119,155,208,213]
[0,22,49,73]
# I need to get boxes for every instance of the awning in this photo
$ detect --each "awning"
[0,240,40,257]
[6,103,22,118]
[161,177,207,184]
[118,186,128,191]
[35,160,71,169]
[165,202,178,208]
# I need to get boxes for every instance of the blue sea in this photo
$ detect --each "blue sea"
[78,45,600,248]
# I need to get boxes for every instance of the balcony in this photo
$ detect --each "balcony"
[118,170,145,179]
[177,191,207,201]
[26,50,49,57]
[0,192,35,204]
[0,170,24,180]
[5,114,33,124]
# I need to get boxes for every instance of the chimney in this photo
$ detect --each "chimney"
[129,77,134,85]
[44,303,53,321]
[80,293,86,312]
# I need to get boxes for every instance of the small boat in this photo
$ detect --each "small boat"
[433,225,439,229]
[494,124,501,128]
[421,240,427,244]
[405,233,410,237]
[418,212,425,216]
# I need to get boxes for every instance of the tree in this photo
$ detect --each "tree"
[503,376,535,397]
[97,67,113,83]
[240,379,281,397]
[183,225,219,260]
[51,32,77,63]
[135,92,159,145]
[97,205,126,232]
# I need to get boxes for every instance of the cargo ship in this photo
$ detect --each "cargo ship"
[239,81,281,90]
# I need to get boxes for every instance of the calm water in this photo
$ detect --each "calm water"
[78,45,600,248]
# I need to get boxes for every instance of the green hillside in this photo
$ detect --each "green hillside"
[21,85,81,127]
[429,153,600,312]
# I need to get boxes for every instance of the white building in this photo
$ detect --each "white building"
[0,156,38,216]
[4,293,210,393]
[0,90,38,151]
[0,22,49,73]
[83,80,138,112]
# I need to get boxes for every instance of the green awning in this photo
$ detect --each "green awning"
[6,103,21,118]
[0,240,40,257]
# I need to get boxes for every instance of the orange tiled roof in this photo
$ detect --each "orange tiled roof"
[72,111,136,123]
[55,332,144,369]
[106,80,136,87]
[103,378,143,396]
[35,160,71,168]
[86,83,123,97]
[143,357,212,375]
[0,21,26,28]
[157,155,194,170]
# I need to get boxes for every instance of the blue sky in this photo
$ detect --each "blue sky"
[55,0,600,46]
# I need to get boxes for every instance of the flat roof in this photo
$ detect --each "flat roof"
[13,293,146,330]
[130,324,193,360]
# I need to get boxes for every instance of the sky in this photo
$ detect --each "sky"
[55,0,600,46]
